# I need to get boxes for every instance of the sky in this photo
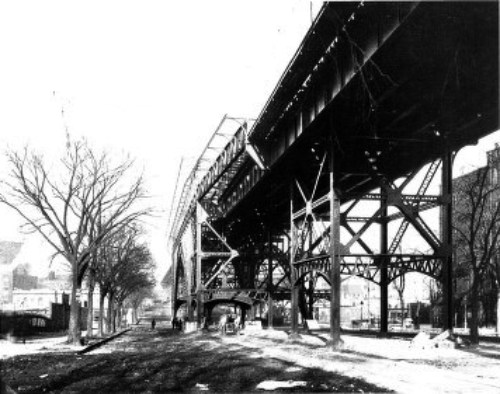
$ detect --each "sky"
[0,1,498,288]
[0,0,325,284]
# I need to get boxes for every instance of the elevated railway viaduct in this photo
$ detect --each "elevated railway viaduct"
[167,2,499,346]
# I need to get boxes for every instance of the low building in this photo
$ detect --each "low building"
[13,263,38,290]
[11,288,66,315]
[0,241,23,308]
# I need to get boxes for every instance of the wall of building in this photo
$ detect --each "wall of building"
[0,269,13,305]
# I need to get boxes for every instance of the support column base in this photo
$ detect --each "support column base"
[288,332,302,342]
[326,338,344,350]
[377,331,389,338]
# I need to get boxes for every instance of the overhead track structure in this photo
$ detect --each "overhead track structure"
[167,2,499,345]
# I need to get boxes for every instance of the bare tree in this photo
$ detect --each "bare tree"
[392,275,406,327]
[126,287,155,325]
[453,166,500,344]
[428,278,442,328]
[95,227,154,333]
[85,251,99,339]
[96,225,136,335]
[0,141,150,344]
[115,270,155,329]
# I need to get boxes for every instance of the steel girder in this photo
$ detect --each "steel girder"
[168,3,497,335]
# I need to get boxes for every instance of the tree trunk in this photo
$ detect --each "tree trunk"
[307,276,314,319]
[297,286,311,322]
[116,303,122,329]
[68,258,82,345]
[398,291,405,328]
[99,291,106,337]
[86,273,95,339]
[132,306,138,324]
[496,289,500,335]
[107,291,115,334]
[470,272,480,344]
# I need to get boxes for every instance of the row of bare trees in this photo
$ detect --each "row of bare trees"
[94,226,155,336]
[0,140,155,344]
[453,164,500,344]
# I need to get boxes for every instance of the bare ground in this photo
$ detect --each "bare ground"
[2,324,500,393]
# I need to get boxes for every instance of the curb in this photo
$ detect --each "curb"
[77,328,131,355]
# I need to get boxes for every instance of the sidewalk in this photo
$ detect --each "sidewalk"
[224,329,500,393]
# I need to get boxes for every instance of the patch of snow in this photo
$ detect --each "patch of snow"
[0,336,76,359]
[86,347,114,354]
[256,380,307,390]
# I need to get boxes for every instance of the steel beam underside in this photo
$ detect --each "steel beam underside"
[170,2,498,335]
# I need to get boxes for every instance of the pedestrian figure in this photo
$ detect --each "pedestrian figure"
[219,314,227,335]
[234,315,241,334]
[151,318,156,330]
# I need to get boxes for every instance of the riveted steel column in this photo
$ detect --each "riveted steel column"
[171,250,178,319]
[196,204,204,327]
[329,141,342,348]
[186,258,194,322]
[268,227,274,329]
[290,182,299,337]
[441,151,454,330]
[380,189,389,335]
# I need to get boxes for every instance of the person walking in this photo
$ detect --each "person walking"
[234,314,241,334]
[219,314,227,335]
[151,318,156,330]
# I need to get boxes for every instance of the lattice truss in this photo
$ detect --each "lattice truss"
[169,116,257,301]
[197,209,293,295]
[198,206,239,290]
[254,240,292,293]
[290,152,445,290]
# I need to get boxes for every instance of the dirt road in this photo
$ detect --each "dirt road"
[2,325,500,393]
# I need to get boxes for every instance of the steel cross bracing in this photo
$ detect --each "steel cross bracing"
[285,147,453,336]
[289,157,445,285]
[167,2,498,337]
[168,115,265,313]
[254,244,291,292]
[388,160,441,254]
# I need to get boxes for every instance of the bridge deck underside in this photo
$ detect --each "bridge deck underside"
[170,3,499,331]
[219,2,498,241]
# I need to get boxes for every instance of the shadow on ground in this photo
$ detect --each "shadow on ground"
[2,328,390,393]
